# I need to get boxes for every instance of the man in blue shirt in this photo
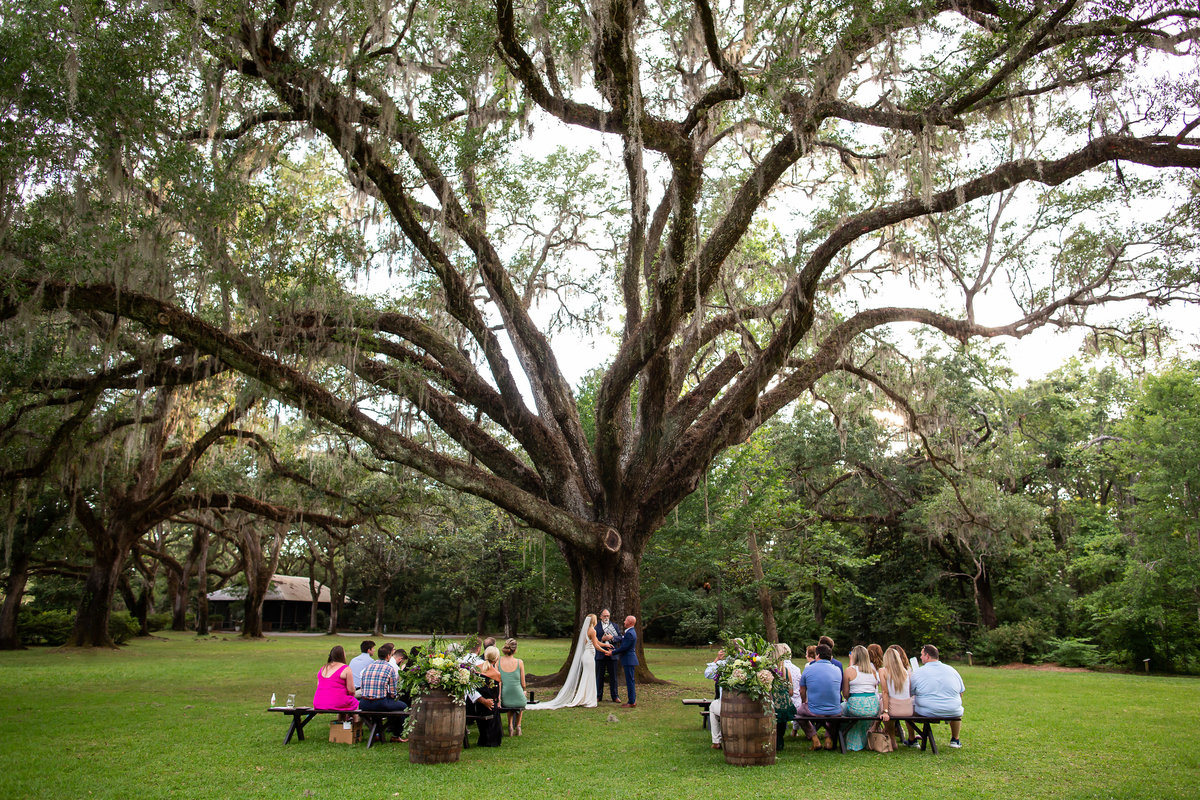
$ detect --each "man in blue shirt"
[910,644,966,748]
[798,643,844,750]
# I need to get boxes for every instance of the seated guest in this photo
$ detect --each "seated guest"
[703,649,728,750]
[883,645,920,746]
[313,645,359,717]
[868,643,885,672]
[910,644,965,748]
[773,643,798,750]
[818,635,844,671]
[841,645,881,751]
[474,646,504,747]
[359,643,408,741]
[349,640,375,688]
[463,637,497,713]
[798,643,843,750]
[790,646,809,735]
[393,648,411,706]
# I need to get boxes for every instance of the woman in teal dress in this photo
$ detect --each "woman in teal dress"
[498,638,528,736]
[841,645,881,751]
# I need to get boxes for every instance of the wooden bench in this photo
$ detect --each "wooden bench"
[792,713,961,754]
[268,705,520,750]
[681,698,714,728]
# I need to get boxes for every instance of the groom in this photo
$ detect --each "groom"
[595,609,621,702]
[613,615,639,708]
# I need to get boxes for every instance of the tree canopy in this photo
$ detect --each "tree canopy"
[3,0,1199,658]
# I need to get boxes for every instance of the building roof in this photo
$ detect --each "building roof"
[207,574,333,603]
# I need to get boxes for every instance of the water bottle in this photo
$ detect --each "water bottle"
[271,693,276,707]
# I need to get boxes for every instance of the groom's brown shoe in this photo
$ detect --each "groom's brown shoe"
[620,702,636,708]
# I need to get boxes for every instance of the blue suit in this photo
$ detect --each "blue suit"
[612,627,639,704]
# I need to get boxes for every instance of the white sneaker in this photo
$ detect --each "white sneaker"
[948,739,962,748]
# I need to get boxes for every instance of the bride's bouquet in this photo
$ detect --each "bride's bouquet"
[712,633,784,709]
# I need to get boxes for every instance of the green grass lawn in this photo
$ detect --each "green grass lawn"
[1,632,1197,800]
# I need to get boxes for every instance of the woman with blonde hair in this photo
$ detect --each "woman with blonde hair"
[473,646,504,746]
[841,645,882,751]
[882,645,920,746]
[527,613,611,710]
[498,638,528,735]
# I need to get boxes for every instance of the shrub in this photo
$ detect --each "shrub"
[970,619,1052,665]
[108,612,141,644]
[1046,637,1100,668]
[18,608,75,646]
[146,612,172,632]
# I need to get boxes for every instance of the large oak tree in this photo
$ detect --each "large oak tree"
[4,0,1200,669]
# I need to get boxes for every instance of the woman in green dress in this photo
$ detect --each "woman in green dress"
[498,638,528,736]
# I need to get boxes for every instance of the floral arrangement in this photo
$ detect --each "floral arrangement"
[712,633,785,708]
[397,635,484,706]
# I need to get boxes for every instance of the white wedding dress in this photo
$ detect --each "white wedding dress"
[526,618,598,709]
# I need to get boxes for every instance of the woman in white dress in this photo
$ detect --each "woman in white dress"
[526,613,612,709]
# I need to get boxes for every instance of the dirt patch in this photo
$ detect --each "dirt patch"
[994,662,1090,673]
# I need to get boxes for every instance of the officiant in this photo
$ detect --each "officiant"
[595,609,622,703]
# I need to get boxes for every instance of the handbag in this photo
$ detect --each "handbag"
[867,720,896,753]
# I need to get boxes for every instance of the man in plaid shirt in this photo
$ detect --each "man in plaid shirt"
[359,643,408,740]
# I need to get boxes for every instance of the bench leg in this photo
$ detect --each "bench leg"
[283,713,301,745]
[287,712,318,744]
[922,721,937,754]
[364,715,381,749]
[836,723,847,754]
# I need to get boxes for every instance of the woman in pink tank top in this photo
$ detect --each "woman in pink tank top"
[313,645,359,712]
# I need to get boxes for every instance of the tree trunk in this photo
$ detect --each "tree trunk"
[0,557,30,650]
[241,523,283,639]
[69,539,127,647]
[746,523,778,643]
[373,579,387,636]
[118,574,152,637]
[326,568,340,634]
[973,560,999,630]
[167,568,187,631]
[195,531,210,636]
[812,582,825,628]
[528,544,662,687]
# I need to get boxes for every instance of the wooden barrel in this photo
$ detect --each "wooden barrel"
[721,690,777,766]
[408,690,466,764]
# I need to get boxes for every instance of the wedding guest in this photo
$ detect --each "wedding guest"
[798,643,842,750]
[910,644,965,748]
[841,645,881,751]
[359,643,407,741]
[881,645,918,746]
[703,648,728,749]
[349,640,375,688]
[474,646,504,747]
[773,643,798,750]
[313,645,359,718]
[499,638,527,736]
[819,635,844,670]
[868,643,885,672]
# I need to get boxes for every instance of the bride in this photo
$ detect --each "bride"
[526,613,612,710]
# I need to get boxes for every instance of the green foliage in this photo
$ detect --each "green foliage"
[107,612,141,645]
[1045,637,1101,669]
[146,613,171,633]
[3,635,1200,798]
[970,620,1052,666]
[16,608,75,646]
[895,596,960,654]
